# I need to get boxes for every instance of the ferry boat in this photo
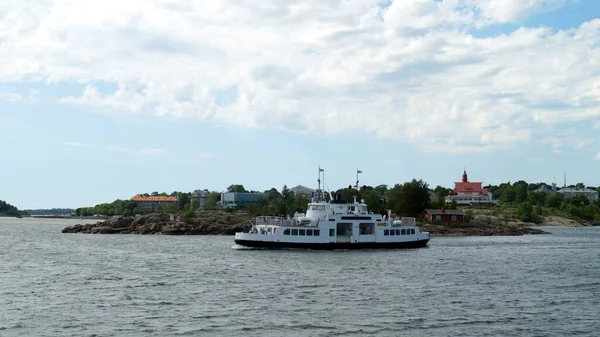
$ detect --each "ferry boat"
[234,192,430,250]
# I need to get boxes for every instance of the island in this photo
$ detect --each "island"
[60,177,599,237]
[60,209,581,236]
[62,211,253,235]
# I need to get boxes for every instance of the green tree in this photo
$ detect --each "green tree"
[162,203,178,214]
[528,191,547,207]
[546,193,563,208]
[227,184,248,193]
[449,199,458,210]
[0,200,25,217]
[364,190,384,214]
[374,184,389,195]
[206,192,219,209]
[177,193,190,210]
[264,188,281,202]
[515,183,528,204]
[464,210,474,223]
[184,208,195,219]
[433,185,453,200]
[516,201,537,223]
[290,195,310,214]
[501,186,516,205]
[385,179,430,217]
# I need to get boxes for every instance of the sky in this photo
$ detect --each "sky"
[1,0,600,209]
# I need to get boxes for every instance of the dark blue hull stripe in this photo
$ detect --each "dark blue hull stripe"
[234,239,429,250]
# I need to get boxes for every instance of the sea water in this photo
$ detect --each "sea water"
[1,217,599,336]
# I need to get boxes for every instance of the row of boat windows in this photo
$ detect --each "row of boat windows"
[283,229,321,236]
[384,229,415,236]
[282,228,415,236]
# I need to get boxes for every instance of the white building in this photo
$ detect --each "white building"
[557,187,599,202]
[191,189,210,209]
[289,185,316,198]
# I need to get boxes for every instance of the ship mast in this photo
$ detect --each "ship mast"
[317,166,324,202]
[356,169,362,192]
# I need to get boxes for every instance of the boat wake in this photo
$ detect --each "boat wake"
[231,244,257,250]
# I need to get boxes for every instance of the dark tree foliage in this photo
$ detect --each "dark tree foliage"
[25,208,75,215]
[0,200,26,217]
[385,179,430,217]
[76,200,139,217]
[227,184,248,193]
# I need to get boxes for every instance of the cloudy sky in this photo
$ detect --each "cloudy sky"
[1,0,599,209]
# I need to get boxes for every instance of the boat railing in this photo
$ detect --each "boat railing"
[255,216,317,227]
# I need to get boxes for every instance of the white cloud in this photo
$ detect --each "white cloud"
[1,90,40,103]
[471,0,567,24]
[1,0,598,153]
[60,142,88,147]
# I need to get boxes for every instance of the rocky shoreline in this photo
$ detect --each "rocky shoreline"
[62,212,253,235]
[62,212,552,236]
[419,223,550,236]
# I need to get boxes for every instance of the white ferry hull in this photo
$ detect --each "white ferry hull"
[234,238,429,250]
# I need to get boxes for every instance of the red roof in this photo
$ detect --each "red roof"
[454,182,485,193]
[131,194,177,202]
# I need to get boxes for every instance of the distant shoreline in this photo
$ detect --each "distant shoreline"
[25,215,109,220]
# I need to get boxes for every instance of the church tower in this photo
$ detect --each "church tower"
[462,170,468,183]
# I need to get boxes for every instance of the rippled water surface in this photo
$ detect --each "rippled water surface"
[1,218,600,336]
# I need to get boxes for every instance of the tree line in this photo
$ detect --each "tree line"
[0,200,28,217]
[26,208,75,216]
[483,181,600,224]
[73,180,600,225]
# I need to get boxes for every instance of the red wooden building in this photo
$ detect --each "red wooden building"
[424,209,465,224]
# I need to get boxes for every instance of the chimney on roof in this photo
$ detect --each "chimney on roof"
[441,208,446,213]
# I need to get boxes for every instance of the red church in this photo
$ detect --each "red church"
[445,170,497,206]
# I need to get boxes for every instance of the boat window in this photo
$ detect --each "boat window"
[359,223,374,235]
[395,230,400,235]
[314,229,320,236]
[306,229,313,236]
[283,229,290,235]
[292,229,298,235]
[389,230,395,236]
[329,229,335,236]
[318,205,325,211]
[299,229,306,236]
[401,229,405,235]
[411,228,415,234]
[384,230,389,236]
